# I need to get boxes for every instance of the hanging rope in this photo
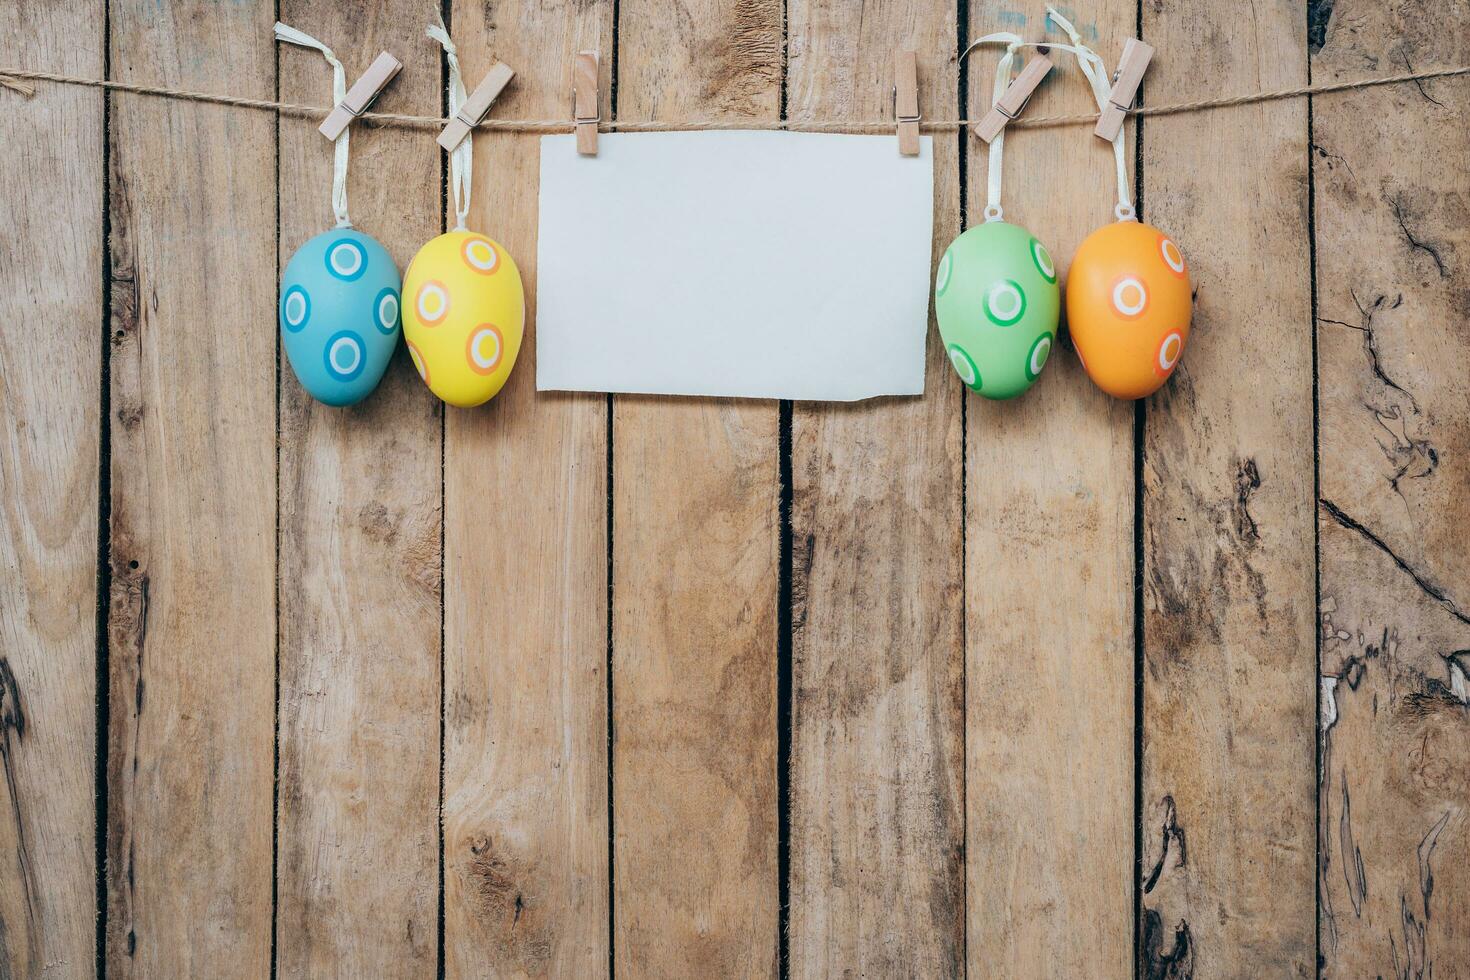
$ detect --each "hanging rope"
[273,22,351,227]
[425,22,471,230]
[3,61,1468,133]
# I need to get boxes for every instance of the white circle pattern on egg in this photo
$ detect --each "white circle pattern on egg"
[407,341,429,384]
[1158,331,1183,371]
[1030,239,1056,283]
[936,251,953,296]
[985,280,1026,326]
[375,288,399,335]
[1160,237,1186,275]
[283,286,310,332]
[324,331,365,381]
[462,238,499,274]
[327,239,367,281]
[1027,334,1052,380]
[1112,277,1147,318]
[416,281,449,325]
[948,344,981,391]
[466,325,503,375]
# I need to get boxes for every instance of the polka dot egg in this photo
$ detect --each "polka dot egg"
[1066,220,1192,399]
[401,230,524,408]
[934,220,1060,400]
[280,229,401,406]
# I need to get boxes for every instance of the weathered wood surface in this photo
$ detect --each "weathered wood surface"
[442,1,612,976]
[0,1,101,977]
[611,1,782,973]
[275,3,442,976]
[963,5,1137,975]
[784,0,964,976]
[105,0,277,975]
[1314,0,1470,976]
[2,1,1470,976]
[1140,0,1317,976]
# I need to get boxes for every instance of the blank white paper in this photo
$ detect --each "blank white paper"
[535,130,934,401]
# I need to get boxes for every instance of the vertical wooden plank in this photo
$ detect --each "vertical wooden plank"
[1314,1,1470,974]
[106,1,276,975]
[962,5,1136,976]
[0,2,102,976]
[784,3,964,977]
[274,5,441,976]
[611,1,783,974]
[1140,0,1316,975]
[442,2,613,976]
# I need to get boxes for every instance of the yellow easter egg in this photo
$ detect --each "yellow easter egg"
[402,230,525,407]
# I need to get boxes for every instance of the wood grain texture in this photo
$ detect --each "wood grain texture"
[274,4,442,976]
[962,4,1136,976]
[1313,1,1470,975]
[1139,0,1316,975]
[784,1,964,975]
[105,1,277,976]
[442,1,612,976]
[0,1,102,976]
[612,0,783,973]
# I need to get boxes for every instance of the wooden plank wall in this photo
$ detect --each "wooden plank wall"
[1,0,1468,977]
[786,0,964,977]
[1139,0,1317,975]
[274,4,442,977]
[1314,0,1470,976]
[106,1,277,975]
[611,1,782,975]
[444,1,610,975]
[0,2,101,977]
[965,5,1135,976]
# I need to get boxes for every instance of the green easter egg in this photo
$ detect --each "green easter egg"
[934,220,1061,400]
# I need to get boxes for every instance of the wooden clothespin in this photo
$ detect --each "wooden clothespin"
[573,51,599,155]
[894,50,920,156]
[437,61,515,151]
[319,51,403,141]
[1095,38,1153,141]
[976,49,1053,144]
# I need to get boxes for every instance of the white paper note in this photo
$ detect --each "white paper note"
[535,131,934,401]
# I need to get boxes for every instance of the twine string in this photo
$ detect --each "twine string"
[2,62,1467,133]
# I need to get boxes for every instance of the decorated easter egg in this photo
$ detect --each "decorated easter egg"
[280,229,401,406]
[1067,220,1192,399]
[934,221,1060,400]
[401,230,524,408]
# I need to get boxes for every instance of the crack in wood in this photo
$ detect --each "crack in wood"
[1140,906,1193,980]
[0,658,39,935]
[1318,499,1468,626]
[1388,193,1449,278]
[1142,795,1187,895]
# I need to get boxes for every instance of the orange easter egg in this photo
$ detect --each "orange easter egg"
[1066,220,1192,399]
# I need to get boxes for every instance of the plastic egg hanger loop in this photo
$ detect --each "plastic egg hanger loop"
[427,21,472,231]
[1045,6,1137,223]
[274,22,352,228]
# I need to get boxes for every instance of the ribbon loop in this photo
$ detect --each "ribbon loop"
[274,22,351,227]
[1045,6,1135,220]
[427,22,472,231]
[960,31,1024,221]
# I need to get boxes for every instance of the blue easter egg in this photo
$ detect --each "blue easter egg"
[280,228,401,406]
